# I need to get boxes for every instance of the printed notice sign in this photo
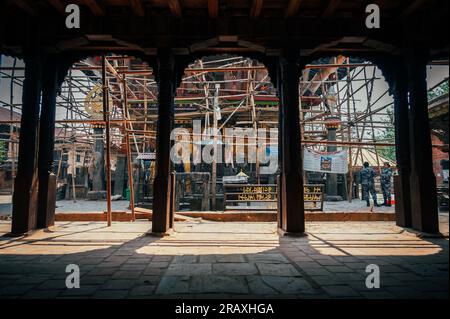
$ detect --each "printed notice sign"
[304,148,349,174]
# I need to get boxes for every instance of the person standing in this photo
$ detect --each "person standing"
[360,162,380,207]
[381,162,393,206]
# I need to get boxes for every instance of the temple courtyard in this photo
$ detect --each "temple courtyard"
[0,197,396,218]
[0,217,448,299]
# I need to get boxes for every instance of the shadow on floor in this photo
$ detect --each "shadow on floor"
[0,221,448,299]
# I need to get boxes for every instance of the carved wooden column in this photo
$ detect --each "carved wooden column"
[151,50,176,234]
[270,60,284,231]
[405,50,439,233]
[391,61,412,228]
[11,53,43,235]
[36,56,60,229]
[278,51,305,235]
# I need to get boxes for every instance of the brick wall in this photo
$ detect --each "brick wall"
[431,133,449,185]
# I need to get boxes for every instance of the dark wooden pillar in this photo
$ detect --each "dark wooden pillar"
[11,54,43,235]
[152,51,176,234]
[405,50,439,233]
[36,57,60,229]
[392,62,412,227]
[278,51,305,235]
[265,59,283,230]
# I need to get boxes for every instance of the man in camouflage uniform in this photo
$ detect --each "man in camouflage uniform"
[360,162,380,207]
[381,162,393,206]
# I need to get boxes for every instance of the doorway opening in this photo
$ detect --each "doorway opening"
[172,54,280,223]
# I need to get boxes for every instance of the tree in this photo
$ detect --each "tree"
[0,140,7,164]
[428,81,449,101]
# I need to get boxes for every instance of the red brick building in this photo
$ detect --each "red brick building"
[429,93,449,185]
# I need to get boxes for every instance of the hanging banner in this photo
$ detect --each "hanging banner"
[304,148,349,174]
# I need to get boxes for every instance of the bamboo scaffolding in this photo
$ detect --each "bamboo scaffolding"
[102,56,113,227]
[0,53,413,216]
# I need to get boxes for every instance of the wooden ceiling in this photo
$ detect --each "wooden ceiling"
[0,1,448,59]
[5,0,436,19]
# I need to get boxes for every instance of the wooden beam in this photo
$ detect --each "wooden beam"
[208,0,219,18]
[129,0,145,17]
[285,0,302,17]
[12,0,38,16]
[168,0,182,18]
[322,0,342,18]
[250,0,264,19]
[401,0,427,18]
[82,0,105,16]
[47,0,65,14]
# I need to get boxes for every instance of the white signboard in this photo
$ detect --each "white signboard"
[304,148,348,174]
[137,153,156,160]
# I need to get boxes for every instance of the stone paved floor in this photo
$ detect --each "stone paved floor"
[0,220,448,299]
[0,196,131,217]
[0,196,396,218]
[50,198,394,214]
